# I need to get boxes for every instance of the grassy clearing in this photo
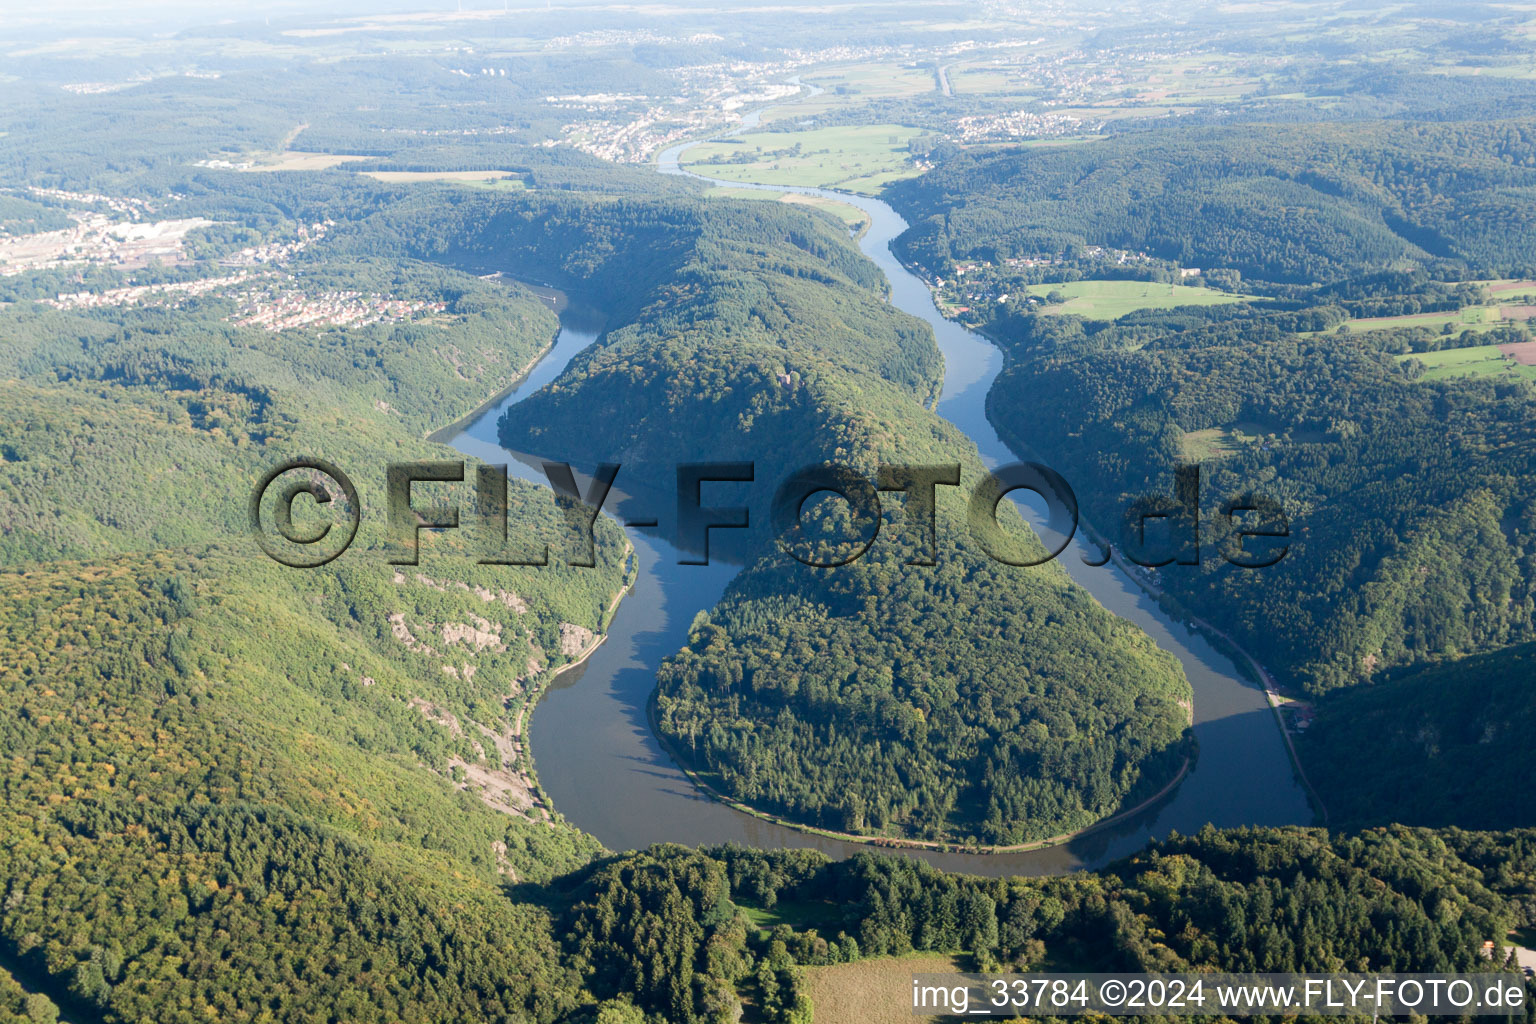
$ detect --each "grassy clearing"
[683,124,923,194]
[361,170,524,184]
[736,899,845,933]
[462,176,530,191]
[1182,427,1246,461]
[802,953,966,1024]
[765,61,937,119]
[1341,304,1510,334]
[241,150,366,172]
[1396,344,1536,382]
[1025,279,1259,320]
[704,186,869,230]
[1182,422,1336,457]
[236,154,527,187]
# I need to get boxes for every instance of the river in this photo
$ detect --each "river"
[444,130,1311,877]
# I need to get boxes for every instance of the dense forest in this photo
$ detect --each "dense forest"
[975,304,1536,694]
[885,115,1536,833]
[888,120,1536,286]
[1298,642,1536,831]
[0,199,632,1021]
[884,124,1536,687]
[371,190,1197,845]
[8,6,1536,1017]
[0,171,1181,1013]
[0,257,580,560]
[658,538,1190,844]
[10,168,1523,1022]
[545,825,1536,1024]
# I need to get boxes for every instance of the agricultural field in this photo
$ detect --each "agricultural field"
[948,51,1267,108]
[801,953,966,1024]
[1119,55,1266,105]
[361,170,525,185]
[681,124,923,193]
[947,65,1024,96]
[1443,60,1536,80]
[1396,343,1536,383]
[704,185,869,231]
[1488,278,1536,309]
[1341,303,1511,335]
[1316,282,1536,338]
[1024,279,1260,320]
[766,61,938,119]
[240,150,366,172]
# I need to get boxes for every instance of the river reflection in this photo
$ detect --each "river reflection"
[444,143,1311,876]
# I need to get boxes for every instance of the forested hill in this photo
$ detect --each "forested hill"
[554,825,1536,1024]
[881,117,1536,683]
[0,233,631,1022]
[0,258,566,560]
[979,305,1536,694]
[885,113,1536,830]
[887,120,1536,286]
[327,193,920,395]
[342,189,1198,846]
[11,175,1533,1021]
[1298,642,1536,831]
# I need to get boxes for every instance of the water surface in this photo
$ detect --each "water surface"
[444,142,1311,876]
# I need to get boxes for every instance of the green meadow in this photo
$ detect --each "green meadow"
[1025,279,1260,320]
[682,123,923,193]
[704,185,869,230]
[1396,344,1536,382]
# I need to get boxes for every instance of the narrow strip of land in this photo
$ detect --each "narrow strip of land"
[649,688,1193,855]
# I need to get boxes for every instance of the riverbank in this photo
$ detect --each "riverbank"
[889,277,1324,828]
[426,334,556,445]
[436,138,1309,872]
[985,404,1330,827]
[509,541,637,825]
[647,688,1194,856]
[423,294,635,827]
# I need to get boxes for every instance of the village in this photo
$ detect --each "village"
[0,211,214,278]
[951,108,1101,143]
[543,37,925,163]
[226,278,447,333]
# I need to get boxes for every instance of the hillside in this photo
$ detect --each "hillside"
[1299,643,1536,830]
[976,303,1536,694]
[0,227,631,1022]
[420,192,1202,845]
[888,120,1536,286]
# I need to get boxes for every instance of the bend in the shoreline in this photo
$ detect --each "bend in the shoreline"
[646,688,1193,857]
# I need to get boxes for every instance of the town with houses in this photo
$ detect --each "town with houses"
[226,278,448,333]
[951,109,1101,143]
[0,213,214,278]
[6,27,1228,341]
[932,245,1168,312]
[0,194,437,333]
[539,36,1216,163]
